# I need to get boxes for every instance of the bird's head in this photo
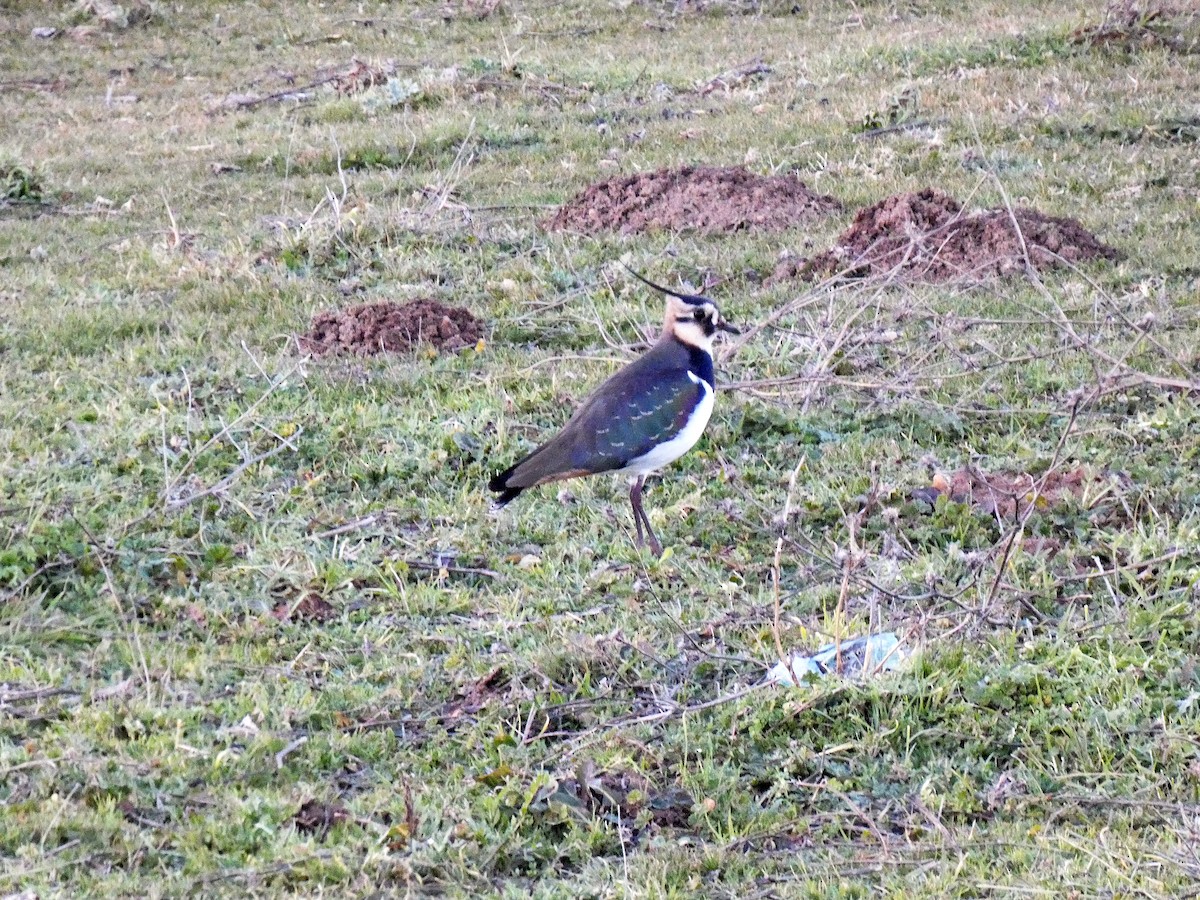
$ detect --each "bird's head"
[622,265,740,351]
[663,292,738,349]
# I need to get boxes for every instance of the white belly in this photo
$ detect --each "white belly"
[621,373,715,476]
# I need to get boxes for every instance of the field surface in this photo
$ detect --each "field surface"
[2,1,1199,896]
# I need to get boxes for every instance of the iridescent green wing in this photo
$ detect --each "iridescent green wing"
[566,365,704,472]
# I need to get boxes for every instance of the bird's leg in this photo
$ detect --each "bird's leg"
[629,475,663,558]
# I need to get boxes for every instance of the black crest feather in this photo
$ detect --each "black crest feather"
[620,263,711,306]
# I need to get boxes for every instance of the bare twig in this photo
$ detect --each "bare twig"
[0,560,66,605]
[161,189,182,249]
[160,356,306,508]
[522,681,773,746]
[405,560,501,579]
[165,437,299,511]
[772,457,807,685]
[981,389,1084,616]
[0,685,79,705]
[697,57,771,95]
[72,515,153,702]
[212,74,344,112]
[309,514,382,540]
[275,736,308,769]
[975,119,1198,397]
[417,118,476,218]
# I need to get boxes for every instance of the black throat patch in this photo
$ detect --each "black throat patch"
[676,338,715,388]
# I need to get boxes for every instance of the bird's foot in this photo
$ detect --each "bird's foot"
[634,533,664,559]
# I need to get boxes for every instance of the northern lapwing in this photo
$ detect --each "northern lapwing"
[489,267,739,557]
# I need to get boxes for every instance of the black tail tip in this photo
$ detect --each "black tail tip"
[491,486,522,507]
[489,469,522,506]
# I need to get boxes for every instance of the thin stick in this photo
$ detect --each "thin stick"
[981,394,1083,614]
[772,457,807,685]
[214,74,343,111]
[309,514,381,540]
[161,189,182,249]
[165,437,299,510]
[405,560,501,579]
[160,358,305,506]
[275,736,308,769]
[72,516,152,702]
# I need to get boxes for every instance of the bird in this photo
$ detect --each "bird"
[489,266,740,557]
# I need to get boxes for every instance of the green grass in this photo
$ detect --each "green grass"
[2,0,1199,896]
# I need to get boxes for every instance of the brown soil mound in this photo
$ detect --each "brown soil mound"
[775,188,1121,283]
[299,299,482,355]
[546,165,842,235]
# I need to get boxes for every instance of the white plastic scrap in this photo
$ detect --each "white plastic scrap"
[766,632,906,687]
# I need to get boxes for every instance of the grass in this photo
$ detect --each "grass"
[2,0,1199,896]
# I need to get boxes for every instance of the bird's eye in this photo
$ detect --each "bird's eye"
[693,309,706,322]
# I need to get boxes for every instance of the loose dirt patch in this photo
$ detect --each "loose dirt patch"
[773,188,1121,283]
[439,667,510,727]
[299,299,482,356]
[272,591,337,623]
[912,466,1093,520]
[293,799,348,839]
[552,763,696,831]
[546,165,842,235]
